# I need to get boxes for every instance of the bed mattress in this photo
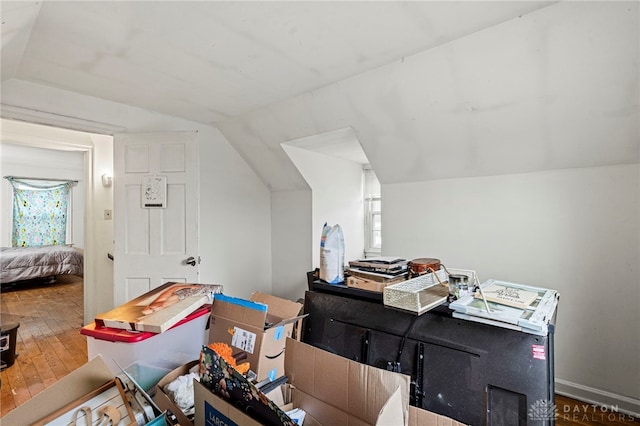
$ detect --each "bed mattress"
[0,245,84,284]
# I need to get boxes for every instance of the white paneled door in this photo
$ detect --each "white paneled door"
[113,132,199,305]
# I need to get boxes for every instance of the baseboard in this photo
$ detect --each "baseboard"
[555,378,640,418]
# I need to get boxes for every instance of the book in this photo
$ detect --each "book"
[95,282,223,333]
[474,282,538,309]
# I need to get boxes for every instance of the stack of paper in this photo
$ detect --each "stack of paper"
[449,279,559,336]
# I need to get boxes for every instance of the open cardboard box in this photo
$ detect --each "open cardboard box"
[195,338,466,426]
[282,337,410,425]
[407,405,467,426]
[1,356,126,425]
[195,337,410,426]
[153,359,200,426]
[208,292,305,382]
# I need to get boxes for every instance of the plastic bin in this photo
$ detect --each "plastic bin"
[81,305,210,376]
[0,314,20,370]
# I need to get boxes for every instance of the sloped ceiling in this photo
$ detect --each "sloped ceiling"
[1,1,638,190]
[216,1,640,190]
[2,1,554,123]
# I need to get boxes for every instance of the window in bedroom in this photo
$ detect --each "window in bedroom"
[6,177,75,247]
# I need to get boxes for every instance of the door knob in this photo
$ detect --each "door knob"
[185,256,197,266]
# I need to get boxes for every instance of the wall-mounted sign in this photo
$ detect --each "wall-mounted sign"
[142,176,167,208]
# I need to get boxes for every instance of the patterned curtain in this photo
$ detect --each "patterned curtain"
[8,178,73,247]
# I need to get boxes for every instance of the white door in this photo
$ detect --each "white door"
[113,131,199,305]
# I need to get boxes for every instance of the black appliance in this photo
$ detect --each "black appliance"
[302,283,556,426]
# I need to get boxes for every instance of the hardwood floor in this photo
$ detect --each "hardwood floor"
[554,394,640,425]
[1,274,87,417]
[1,277,638,424]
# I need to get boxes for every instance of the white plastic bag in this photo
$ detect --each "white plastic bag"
[319,223,345,284]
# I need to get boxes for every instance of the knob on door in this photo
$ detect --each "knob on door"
[185,256,197,266]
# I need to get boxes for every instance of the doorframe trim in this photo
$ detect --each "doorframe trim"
[1,103,126,134]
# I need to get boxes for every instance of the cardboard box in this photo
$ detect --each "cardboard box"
[408,405,467,426]
[1,356,117,425]
[195,338,410,426]
[153,360,200,426]
[347,268,408,285]
[347,275,390,292]
[208,292,305,382]
[283,338,408,425]
[195,380,325,426]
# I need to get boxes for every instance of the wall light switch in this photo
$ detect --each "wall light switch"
[104,209,112,220]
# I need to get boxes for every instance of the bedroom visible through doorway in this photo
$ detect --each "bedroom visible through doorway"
[0,117,114,325]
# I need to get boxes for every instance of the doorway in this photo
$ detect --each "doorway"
[0,117,114,324]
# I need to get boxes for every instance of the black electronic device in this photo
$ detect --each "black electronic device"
[302,286,556,426]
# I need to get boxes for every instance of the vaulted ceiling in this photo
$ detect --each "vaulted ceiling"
[2,1,638,190]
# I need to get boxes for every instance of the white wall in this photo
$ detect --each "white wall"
[383,164,640,413]
[0,143,85,248]
[1,79,273,321]
[196,125,273,298]
[282,145,365,268]
[271,189,312,301]
[88,133,115,321]
[213,1,640,414]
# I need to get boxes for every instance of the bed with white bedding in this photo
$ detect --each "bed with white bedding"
[0,245,84,284]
